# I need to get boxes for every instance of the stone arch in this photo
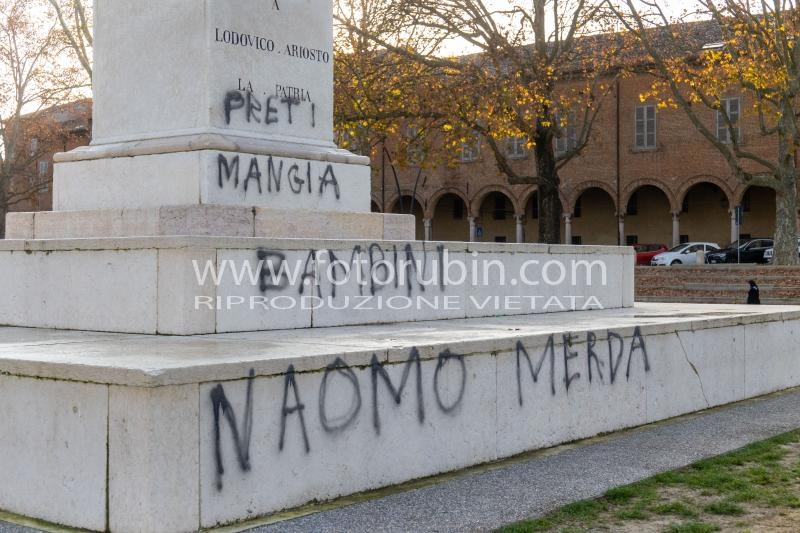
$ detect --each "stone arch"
[427,187,470,219]
[569,184,618,245]
[370,194,382,213]
[566,180,618,214]
[388,190,426,215]
[678,177,736,247]
[676,175,735,208]
[733,182,777,207]
[470,184,523,217]
[519,186,538,210]
[621,179,678,213]
[520,186,570,216]
[733,184,776,238]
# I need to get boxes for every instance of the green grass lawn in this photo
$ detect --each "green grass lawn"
[497,430,800,533]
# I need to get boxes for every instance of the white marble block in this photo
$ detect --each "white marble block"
[52,0,370,215]
[54,150,371,212]
[91,0,335,146]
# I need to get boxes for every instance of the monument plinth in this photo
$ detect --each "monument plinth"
[50,0,372,215]
[1,0,634,335]
[5,2,795,533]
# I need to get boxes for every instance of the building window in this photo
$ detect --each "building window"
[634,105,656,149]
[554,112,577,155]
[717,97,740,144]
[459,136,480,163]
[627,192,639,216]
[626,235,638,246]
[37,160,49,177]
[505,136,526,159]
[29,138,39,156]
[530,196,539,219]
[493,195,507,220]
[682,197,689,213]
[494,236,507,243]
[574,197,582,218]
[572,236,582,245]
[680,234,689,244]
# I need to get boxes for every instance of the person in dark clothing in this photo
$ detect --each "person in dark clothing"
[747,280,760,304]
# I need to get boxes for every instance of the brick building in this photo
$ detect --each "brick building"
[364,29,788,248]
[3,99,92,214]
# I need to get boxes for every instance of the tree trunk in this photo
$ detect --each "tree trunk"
[535,131,562,244]
[772,173,799,265]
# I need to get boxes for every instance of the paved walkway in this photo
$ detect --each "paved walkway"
[3,388,800,533]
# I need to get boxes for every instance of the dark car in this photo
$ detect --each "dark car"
[706,238,774,264]
[634,243,668,266]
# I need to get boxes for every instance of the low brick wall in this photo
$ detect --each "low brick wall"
[636,265,800,304]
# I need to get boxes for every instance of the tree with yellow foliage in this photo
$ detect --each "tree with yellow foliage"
[610,0,799,264]
[334,0,624,244]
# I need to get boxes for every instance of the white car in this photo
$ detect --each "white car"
[763,238,800,262]
[650,242,721,266]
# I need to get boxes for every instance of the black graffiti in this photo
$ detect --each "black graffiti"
[297,249,319,297]
[224,90,315,128]
[369,243,388,296]
[517,328,650,405]
[280,365,310,453]
[587,331,604,383]
[607,330,625,384]
[210,369,255,491]
[255,243,444,300]
[517,336,556,405]
[627,327,651,379]
[433,349,467,414]
[326,249,347,299]
[217,154,339,199]
[209,327,658,493]
[257,250,289,292]
[370,349,424,434]
[218,153,239,188]
[319,357,362,433]
[563,333,581,392]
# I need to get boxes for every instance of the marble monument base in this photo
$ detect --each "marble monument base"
[0,237,632,335]
[52,134,372,212]
[0,304,797,531]
[5,205,414,241]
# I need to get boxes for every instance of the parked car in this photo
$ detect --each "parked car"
[763,238,800,262]
[651,242,721,266]
[706,238,774,264]
[634,243,668,266]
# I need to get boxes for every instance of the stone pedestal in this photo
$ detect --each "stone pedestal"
[0,238,633,335]
[44,0,376,228]
[1,304,799,531]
